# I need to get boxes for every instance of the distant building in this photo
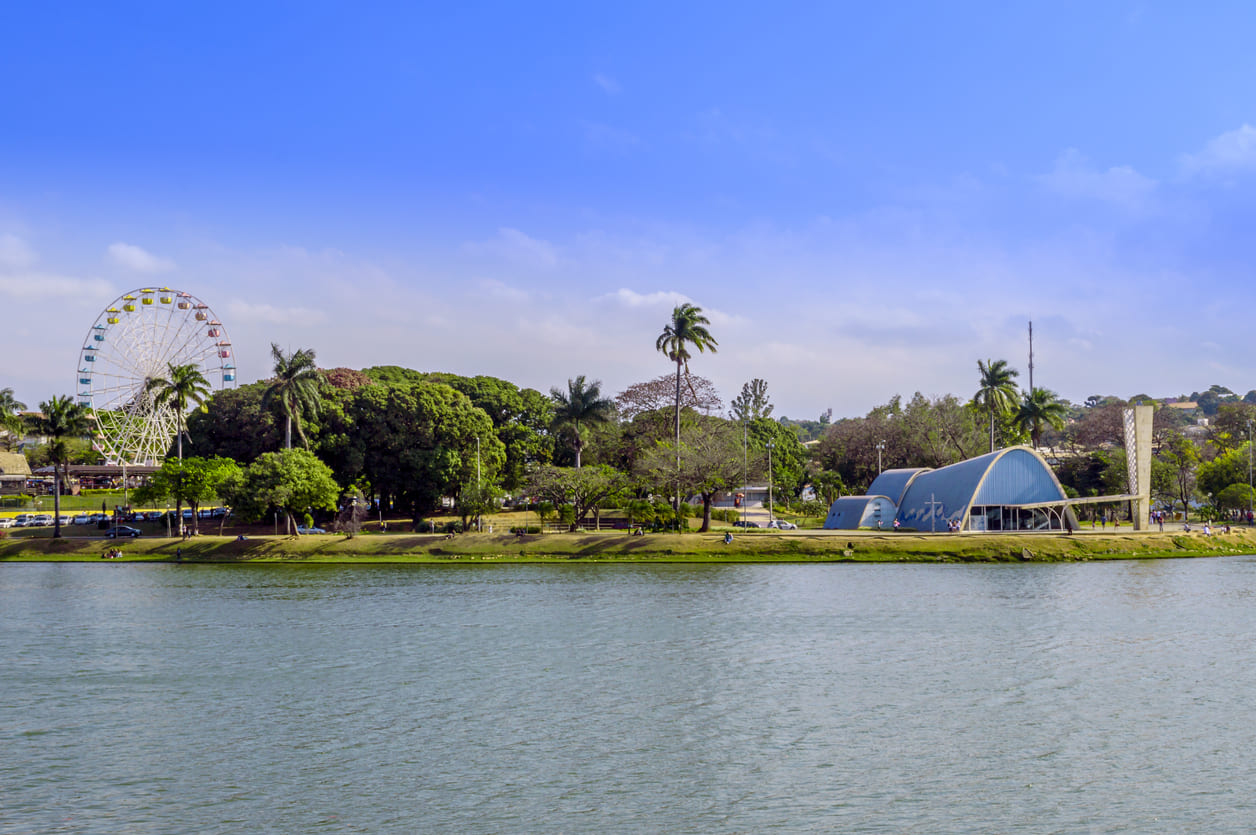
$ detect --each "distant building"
[0,451,31,494]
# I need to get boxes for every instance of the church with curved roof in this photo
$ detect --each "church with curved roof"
[823,446,1082,532]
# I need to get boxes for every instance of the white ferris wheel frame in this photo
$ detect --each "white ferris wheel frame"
[77,287,238,466]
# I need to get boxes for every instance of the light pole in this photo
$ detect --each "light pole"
[742,419,748,528]
[767,440,775,524]
[876,440,886,475]
[1248,420,1253,525]
[475,435,482,532]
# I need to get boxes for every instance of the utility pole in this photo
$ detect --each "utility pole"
[1028,320,1035,394]
[876,440,886,475]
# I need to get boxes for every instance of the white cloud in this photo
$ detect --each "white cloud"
[1039,149,1156,208]
[479,278,529,302]
[224,300,329,326]
[600,288,690,308]
[593,73,621,94]
[0,234,36,270]
[0,273,114,300]
[464,228,560,269]
[106,242,176,273]
[1180,124,1256,178]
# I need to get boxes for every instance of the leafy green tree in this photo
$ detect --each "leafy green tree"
[263,343,322,449]
[974,359,1020,453]
[186,382,281,463]
[347,382,503,522]
[527,464,628,531]
[656,303,718,507]
[1197,442,1253,499]
[133,456,241,535]
[637,418,748,532]
[1158,431,1201,517]
[1015,388,1068,449]
[730,378,774,422]
[456,481,501,532]
[549,375,615,468]
[1216,483,1255,514]
[37,395,92,538]
[0,387,27,448]
[146,362,211,461]
[748,417,808,500]
[219,448,339,534]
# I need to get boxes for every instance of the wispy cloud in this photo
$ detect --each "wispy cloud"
[1180,124,1256,178]
[106,242,176,273]
[592,73,621,94]
[600,288,690,308]
[225,300,329,326]
[0,234,36,270]
[1038,149,1156,208]
[464,227,560,269]
[0,273,113,301]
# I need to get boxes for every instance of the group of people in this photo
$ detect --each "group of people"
[100,548,122,559]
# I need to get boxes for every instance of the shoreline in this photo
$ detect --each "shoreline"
[3,528,1255,563]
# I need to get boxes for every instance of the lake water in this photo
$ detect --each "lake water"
[4,559,1256,833]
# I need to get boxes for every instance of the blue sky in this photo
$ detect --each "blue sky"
[5,1,1256,420]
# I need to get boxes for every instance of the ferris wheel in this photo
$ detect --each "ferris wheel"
[77,288,237,466]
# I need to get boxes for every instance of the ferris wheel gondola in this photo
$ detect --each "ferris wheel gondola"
[76,287,238,466]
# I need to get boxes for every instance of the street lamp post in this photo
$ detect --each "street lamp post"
[1248,420,1253,525]
[733,419,743,524]
[767,440,775,524]
[876,440,886,475]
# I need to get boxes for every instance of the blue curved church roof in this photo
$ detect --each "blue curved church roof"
[867,468,930,505]
[895,447,1067,530]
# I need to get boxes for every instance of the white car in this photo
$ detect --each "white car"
[12,514,31,527]
[767,520,798,530]
[0,518,12,529]
[72,514,93,525]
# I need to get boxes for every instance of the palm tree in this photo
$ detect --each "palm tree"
[1016,387,1068,449]
[656,303,718,513]
[974,359,1020,453]
[262,344,322,449]
[655,303,719,452]
[38,395,92,539]
[147,363,211,461]
[0,387,27,449]
[549,376,615,468]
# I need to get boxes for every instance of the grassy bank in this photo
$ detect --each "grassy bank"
[3,527,1256,563]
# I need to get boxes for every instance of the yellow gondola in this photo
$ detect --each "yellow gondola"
[160,296,172,304]
[123,304,136,312]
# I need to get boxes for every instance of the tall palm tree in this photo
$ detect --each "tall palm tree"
[147,363,211,461]
[656,303,718,513]
[655,303,719,452]
[0,387,27,449]
[1016,387,1068,449]
[549,376,615,468]
[38,395,92,539]
[974,359,1020,453]
[262,344,322,449]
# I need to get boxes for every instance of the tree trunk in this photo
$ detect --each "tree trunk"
[285,414,293,450]
[700,493,713,532]
[674,359,682,511]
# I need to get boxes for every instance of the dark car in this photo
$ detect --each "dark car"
[105,526,142,538]
[732,520,759,528]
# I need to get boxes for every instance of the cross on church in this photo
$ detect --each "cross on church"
[925,493,944,534]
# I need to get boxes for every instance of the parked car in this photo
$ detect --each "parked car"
[296,526,328,535]
[767,520,798,530]
[104,526,142,538]
[31,514,53,526]
[732,520,759,528]
[147,511,166,521]
[72,514,93,525]
[0,518,13,529]
[11,514,30,527]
